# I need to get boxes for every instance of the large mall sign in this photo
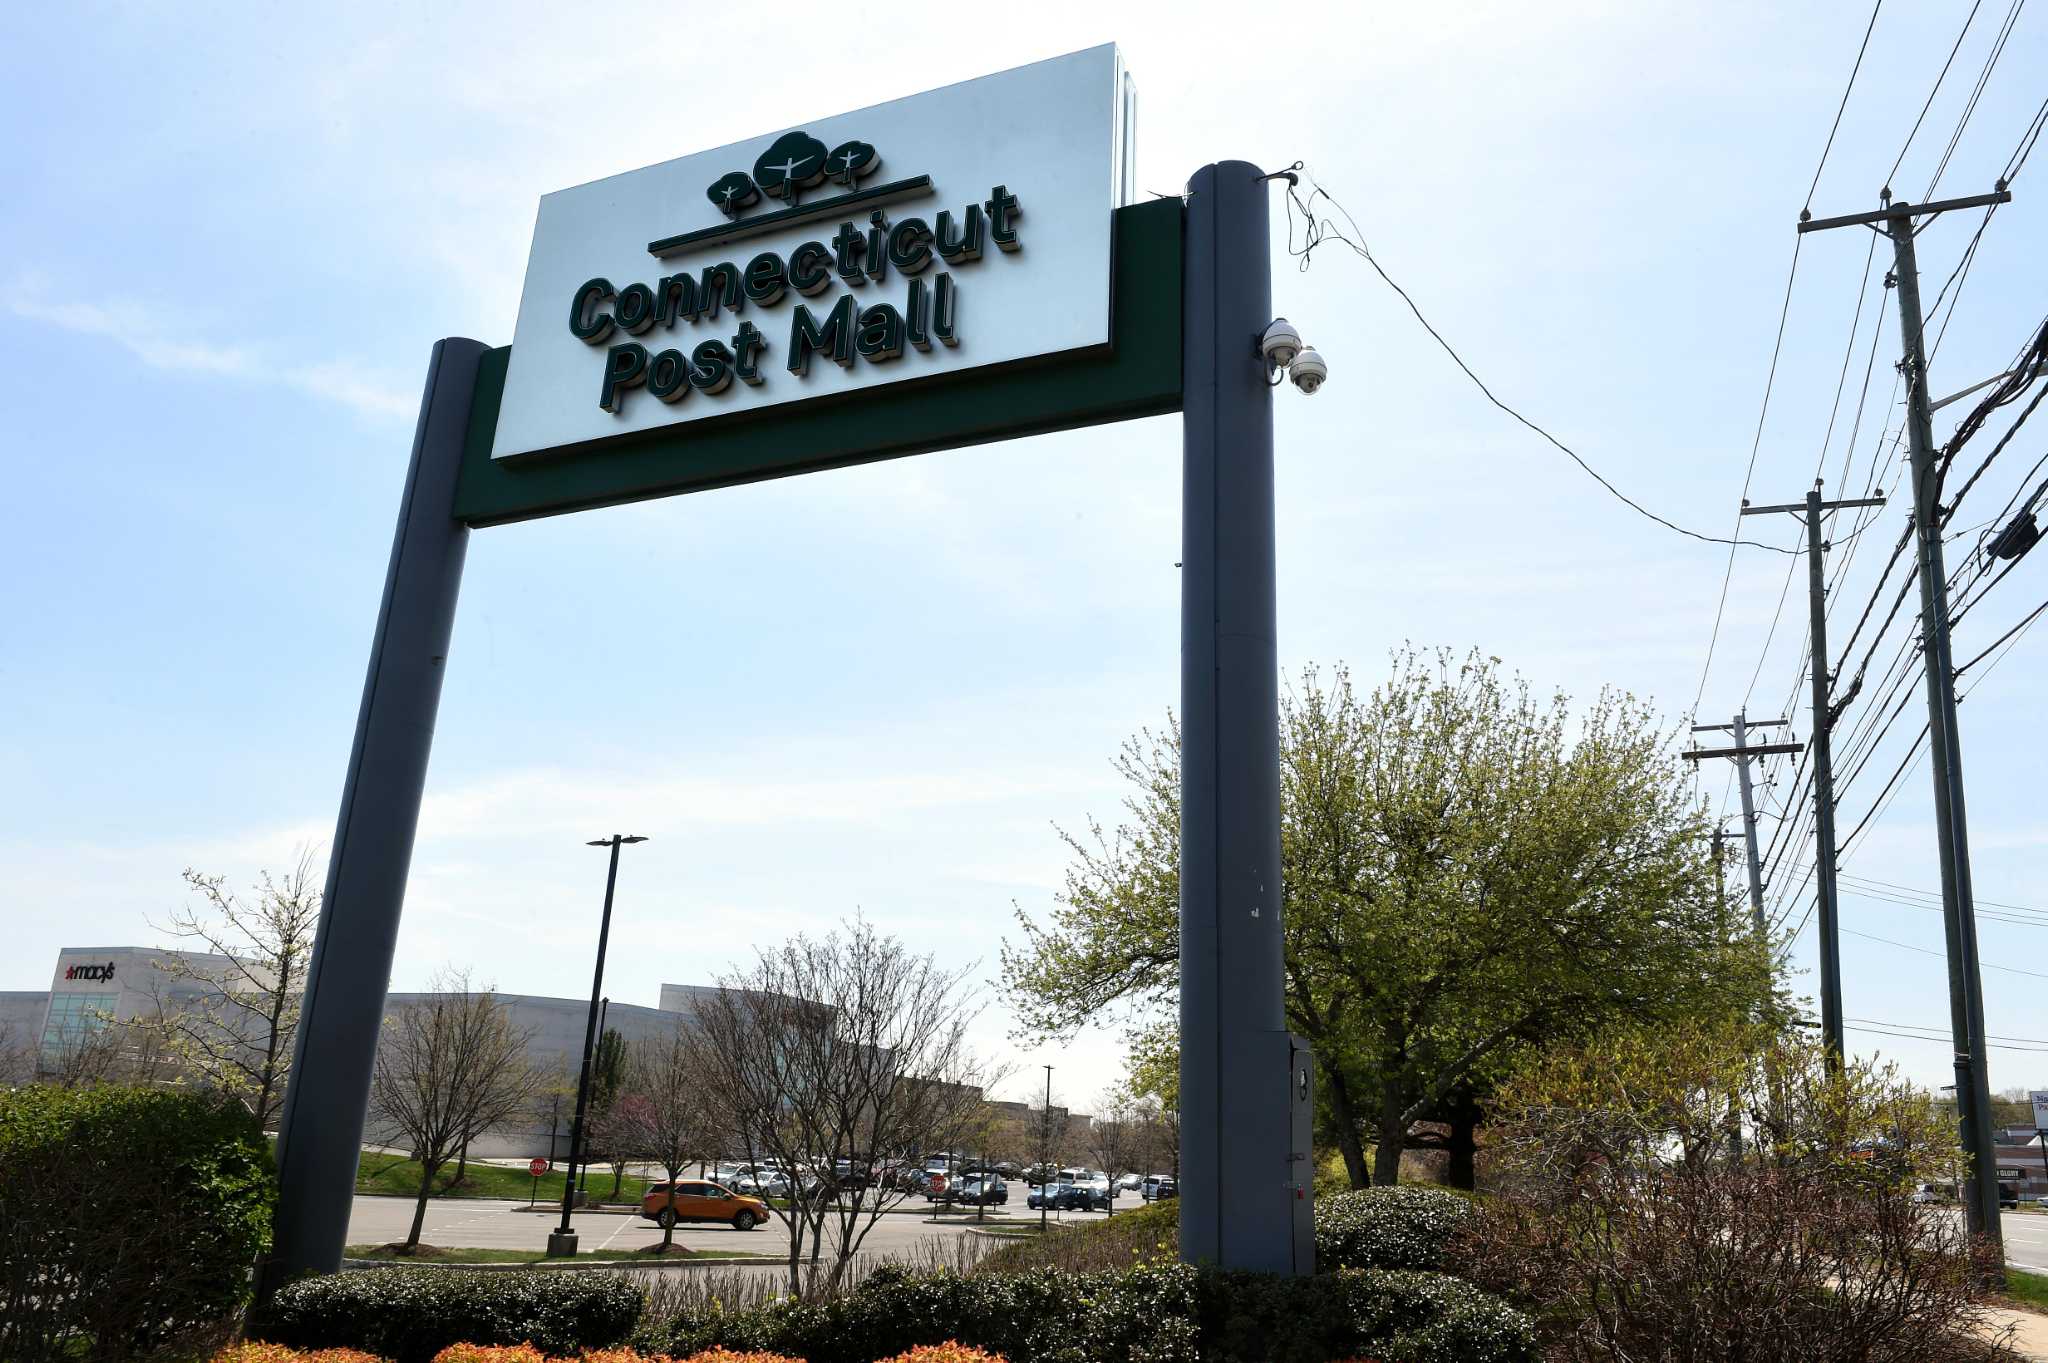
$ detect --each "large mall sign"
[494,47,1126,458]
[269,46,1312,1291]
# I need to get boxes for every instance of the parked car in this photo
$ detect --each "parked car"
[732,1168,792,1199]
[1141,1175,1178,1201]
[1023,1162,1059,1186]
[2000,1181,2021,1210]
[641,1180,770,1231]
[1028,1180,1106,1212]
[941,1175,1008,1206]
[1116,1173,1143,1192]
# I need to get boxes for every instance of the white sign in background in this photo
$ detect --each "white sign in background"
[2031,1090,2048,1131]
[492,45,1134,462]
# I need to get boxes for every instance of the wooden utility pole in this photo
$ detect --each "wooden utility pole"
[1684,715,1800,934]
[1799,185,2011,1253]
[1741,485,1886,1069]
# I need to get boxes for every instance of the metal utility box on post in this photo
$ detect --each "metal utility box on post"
[1289,1034,1317,1273]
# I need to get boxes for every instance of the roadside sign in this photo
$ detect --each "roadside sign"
[492,45,1131,464]
[530,1157,549,1177]
[2030,1090,2048,1130]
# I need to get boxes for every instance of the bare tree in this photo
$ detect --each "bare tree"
[367,970,541,1251]
[621,1020,720,1252]
[147,849,321,1128]
[689,917,999,1294]
[574,1027,633,1201]
[1133,1095,1180,1180]
[1089,1089,1139,1216]
[39,1008,178,1089]
[1030,1088,1073,1173]
[0,1021,35,1086]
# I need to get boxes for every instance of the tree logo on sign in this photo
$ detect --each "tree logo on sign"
[704,133,884,218]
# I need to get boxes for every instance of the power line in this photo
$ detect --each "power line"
[1841,923,2048,981]
[1279,178,1799,559]
[1808,0,1889,209]
[1956,593,2048,675]
[1922,0,2027,199]
[1882,0,1987,194]
[2003,92,2048,184]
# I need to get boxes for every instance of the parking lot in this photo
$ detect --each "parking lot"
[346,1194,1118,1257]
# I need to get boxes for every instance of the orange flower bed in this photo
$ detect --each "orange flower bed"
[675,1351,805,1363]
[874,1345,1007,1363]
[213,1346,392,1363]
[428,1348,550,1363]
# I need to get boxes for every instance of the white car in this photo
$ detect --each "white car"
[1116,1173,1143,1192]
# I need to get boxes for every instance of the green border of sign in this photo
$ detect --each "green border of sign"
[453,198,1183,527]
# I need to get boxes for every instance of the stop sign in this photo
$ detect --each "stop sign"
[530,1157,549,1177]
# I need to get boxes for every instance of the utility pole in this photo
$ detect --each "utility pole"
[1799,185,2010,1253]
[1741,485,1886,1069]
[1683,714,1800,934]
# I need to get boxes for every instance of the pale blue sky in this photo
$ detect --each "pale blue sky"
[3,3,2044,1106]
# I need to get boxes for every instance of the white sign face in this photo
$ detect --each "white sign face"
[2031,1090,2048,1131]
[492,45,1134,462]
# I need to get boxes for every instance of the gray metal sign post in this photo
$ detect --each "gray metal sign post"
[1178,161,1309,1274]
[263,338,485,1291]
[263,162,1310,1289]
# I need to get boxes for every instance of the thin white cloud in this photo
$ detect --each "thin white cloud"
[7,287,412,422]
[282,359,418,421]
[9,296,253,375]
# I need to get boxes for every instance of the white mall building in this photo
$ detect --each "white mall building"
[7,946,725,1160]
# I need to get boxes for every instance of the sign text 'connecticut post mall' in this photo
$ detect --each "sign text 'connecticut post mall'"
[488,46,1132,462]
[569,134,1025,412]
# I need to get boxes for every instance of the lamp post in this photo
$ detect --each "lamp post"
[578,996,610,1201]
[547,834,646,1258]
[1039,1064,1053,1234]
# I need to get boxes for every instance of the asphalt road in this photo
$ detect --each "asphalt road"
[2002,1211,2048,1274]
[347,1195,1114,1257]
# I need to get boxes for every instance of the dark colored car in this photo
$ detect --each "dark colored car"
[1026,1180,1068,1210]
[946,1176,1008,1206]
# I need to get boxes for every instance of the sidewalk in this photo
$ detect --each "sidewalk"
[1981,1304,2048,1359]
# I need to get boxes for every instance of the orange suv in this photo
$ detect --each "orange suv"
[640,1179,770,1231]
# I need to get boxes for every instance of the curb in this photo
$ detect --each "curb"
[340,1255,779,1273]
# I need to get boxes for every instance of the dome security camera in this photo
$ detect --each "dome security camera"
[1289,346,1328,395]
[1259,318,1302,369]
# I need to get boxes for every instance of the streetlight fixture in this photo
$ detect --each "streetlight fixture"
[547,834,647,1258]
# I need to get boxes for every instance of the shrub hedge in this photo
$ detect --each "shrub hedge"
[252,1268,642,1363]
[1313,1186,1473,1272]
[638,1260,1534,1363]
[0,1085,276,1363]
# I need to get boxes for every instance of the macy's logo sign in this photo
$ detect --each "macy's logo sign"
[64,961,116,983]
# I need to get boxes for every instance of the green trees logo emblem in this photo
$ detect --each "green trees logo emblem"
[706,133,883,219]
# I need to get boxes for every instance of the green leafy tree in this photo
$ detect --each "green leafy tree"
[1003,648,1778,1188]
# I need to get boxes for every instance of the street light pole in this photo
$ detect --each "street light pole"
[1040,1063,1053,1234]
[578,995,610,1200]
[548,834,646,1258]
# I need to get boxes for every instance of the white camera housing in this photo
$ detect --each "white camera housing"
[1259,318,1302,369]
[1289,346,1328,395]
